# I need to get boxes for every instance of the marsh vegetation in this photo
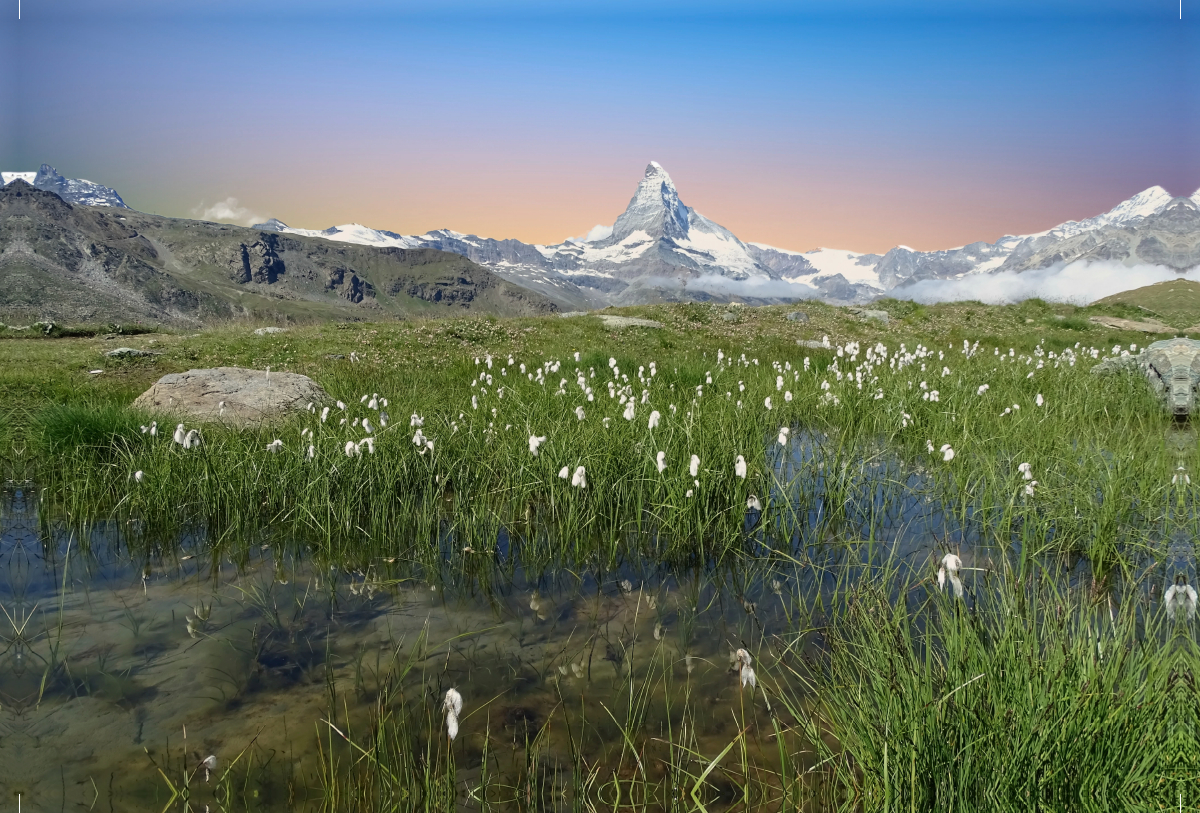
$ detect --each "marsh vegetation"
[0,300,1196,811]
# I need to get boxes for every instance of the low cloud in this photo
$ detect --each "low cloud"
[567,224,613,244]
[629,273,820,300]
[193,197,264,227]
[891,260,1196,305]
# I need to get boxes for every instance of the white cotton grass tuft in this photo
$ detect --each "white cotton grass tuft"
[174,424,186,445]
[746,494,762,511]
[940,444,955,462]
[344,440,360,458]
[575,406,586,421]
[777,427,790,446]
[648,410,661,430]
[735,455,747,479]
[183,429,201,449]
[689,455,700,477]
[443,688,464,740]
[656,451,667,473]
[529,435,546,456]
[266,439,283,454]
[558,466,570,480]
[133,470,144,483]
[1165,575,1198,620]
[571,466,587,488]
[937,553,964,599]
[732,648,756,689]
[200,754,217,782]
[1017,462,1033,480]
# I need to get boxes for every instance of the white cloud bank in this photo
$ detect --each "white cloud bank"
[193,197,264,227]
[892,261,1198,305]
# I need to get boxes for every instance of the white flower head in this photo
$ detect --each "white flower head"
[937,553,964,599]
[344,440,360,457]
[777,427,790,446]
[689,455,700,477]
[571,465,587,488]
[656,451,667,473]
[1165,576,1198,620]
[266,439,283,454]
[529,435,546,456]
[444,688,463,740]
[764,396,772,410]
[133,470,144,483]
[648,410,661,430]
[940,444,955,462]
[746,494,762,511]
[735,455,747,479]
[558,466,570,480]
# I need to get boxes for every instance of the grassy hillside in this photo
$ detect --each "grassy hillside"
[1094,278,1200,328]
[0,181,556,327]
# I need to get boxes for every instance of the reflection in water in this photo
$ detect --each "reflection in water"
[0,421,1193,810]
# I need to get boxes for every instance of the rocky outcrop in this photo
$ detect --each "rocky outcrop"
[132,366,330,425]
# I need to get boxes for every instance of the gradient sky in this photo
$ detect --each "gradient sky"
[4,0,1197,253]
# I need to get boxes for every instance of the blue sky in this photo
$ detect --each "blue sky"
[3,0,1195,251]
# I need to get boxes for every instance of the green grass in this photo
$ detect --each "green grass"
[2,299,1198,811]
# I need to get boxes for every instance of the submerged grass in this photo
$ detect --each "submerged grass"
[2,302,1197,811]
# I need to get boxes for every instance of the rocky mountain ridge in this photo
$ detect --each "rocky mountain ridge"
[257,164,1200,307]
[0,181,556,327]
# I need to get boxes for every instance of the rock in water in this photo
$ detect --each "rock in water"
[132,367,330,424]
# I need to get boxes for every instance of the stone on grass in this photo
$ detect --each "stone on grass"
[105,347,160,358]
[597,315,663,329]
[132,366,329,425]
[786,311,809,323]
[253,326,288,335]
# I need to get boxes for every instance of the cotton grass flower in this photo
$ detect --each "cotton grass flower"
[940,444,955,462]
[746,494,762,511]
[764,396,772,410]
[1023,480,1037,497]
[1165,575,1198,620]
[173,423,186,445]
[1017,462,1033,480]
[183,429,201,449]
[571,466,587,488]
[443,688,463,740]
[937,553,964,599]
[732,648,756,689]
[648,410,661,429]
[133,470,144,483]
[266,439,283,454]
[735,455,747,479]
[1036,393,1044,407]
[575,405,586,421]
[656,451,667,473]
[344,440,360,458]
[777,427,790,446]
[689,455,700,477]
[529,435,546,456]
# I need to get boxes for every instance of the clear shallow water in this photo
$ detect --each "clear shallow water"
[1,426,1183,810]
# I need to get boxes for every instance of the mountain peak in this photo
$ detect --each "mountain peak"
[606,161,689,244]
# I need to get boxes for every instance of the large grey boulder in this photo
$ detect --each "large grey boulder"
[132,367,330,424]
[1092,337,1200,416]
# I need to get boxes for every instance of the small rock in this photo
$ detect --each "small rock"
[597,315,663,329]
[558,311,589,318]
[721,312,738,322]
[797,339,829,349]
[854,309,892,326]
[253,326,288,336]
[786,311,809,323]
[105,347,160,358]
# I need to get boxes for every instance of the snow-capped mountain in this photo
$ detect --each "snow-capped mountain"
[0,164,129,208]
[254,164,1200,307]
[258,162,827,308]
